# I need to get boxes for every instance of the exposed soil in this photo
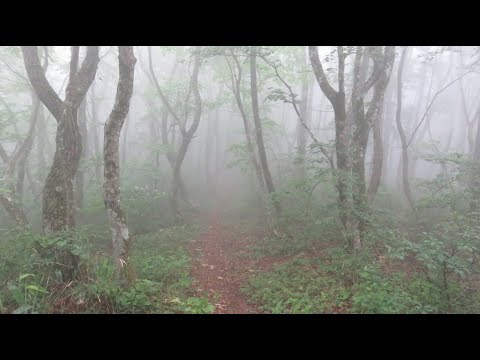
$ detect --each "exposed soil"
[188,189,288,314]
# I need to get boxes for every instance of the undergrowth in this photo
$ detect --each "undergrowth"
[0,224,213,314]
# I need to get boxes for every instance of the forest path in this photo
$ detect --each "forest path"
[187,188,275,314]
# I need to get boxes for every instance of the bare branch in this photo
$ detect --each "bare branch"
[406,57,480,148]
[147,46,185,135]
[259,54,335,169]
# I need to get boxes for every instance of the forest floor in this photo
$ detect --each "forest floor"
[187,189,289,314]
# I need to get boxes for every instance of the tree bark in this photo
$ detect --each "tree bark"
[121,112,130,171]
[75,98,88,214]
[103,46,136,280]
[309,46,355,247]
[367,104,384,203]
[90,82,102,186]
[22,46,100,234]
[365,48,396,202]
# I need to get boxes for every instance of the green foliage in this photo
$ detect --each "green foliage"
[350,265,439,314]
[0,224,213,314]
[244,259,350,314]
[6,273,48,314]
[246,231,480,314]
[227,143,252,173]
[176,297,215,314]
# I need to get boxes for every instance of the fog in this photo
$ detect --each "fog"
[1,46,480,314]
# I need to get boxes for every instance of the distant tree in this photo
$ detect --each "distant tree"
[350,46,395,240]
[0,46,49,226]
[146,46,203,220]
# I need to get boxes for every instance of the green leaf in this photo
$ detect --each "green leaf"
[19,273,35,281]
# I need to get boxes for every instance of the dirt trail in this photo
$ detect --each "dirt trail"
[188,188,283,314]
[189,222,259,313]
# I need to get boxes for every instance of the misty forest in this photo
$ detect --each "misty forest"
[0,45,480,314]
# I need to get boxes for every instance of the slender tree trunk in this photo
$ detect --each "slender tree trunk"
[36,104,47,183]
[75,98,88,214]
[146,47,195,214]
[0,48,49,226]
[366,50,396,202]
[169,50,203,219]
[0,144,29,226]
[17,90,41,204]
[215,110,222,185]
[367,103,384,203]
[0,196,28,226]
[91,82,102,186]
[394,47,415,209]
[205,111,214,191]
[296,75,310,179]
[103,46,136,281]
[226,51,266,193]
[250,48,281,219]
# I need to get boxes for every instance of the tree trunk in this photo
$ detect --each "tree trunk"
[0,143,29,226]
[103,46,136,280]
[122,112,130,171]
[250,48,281,219]
[170,52,202,219]
[296,74,310,179]
[75,98,88,214]
[42,107,82,232]
[22,46,99,236]
[90,82,103,186]
[367,105,384,203]
[0,48,49,226]
[0,196,28,226]
[17,90,41,204]
[226,51,266,194]
[394,47,415,209]
[366,49,396,203]
[36,104,47,183]
[205,111,213,190]
[353,47,394,246]
[309,46,356,247]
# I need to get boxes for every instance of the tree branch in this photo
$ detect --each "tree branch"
[406,58,480,148]
[147,46,185,135]
[21,46,64,121]
[308,46,338,102]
